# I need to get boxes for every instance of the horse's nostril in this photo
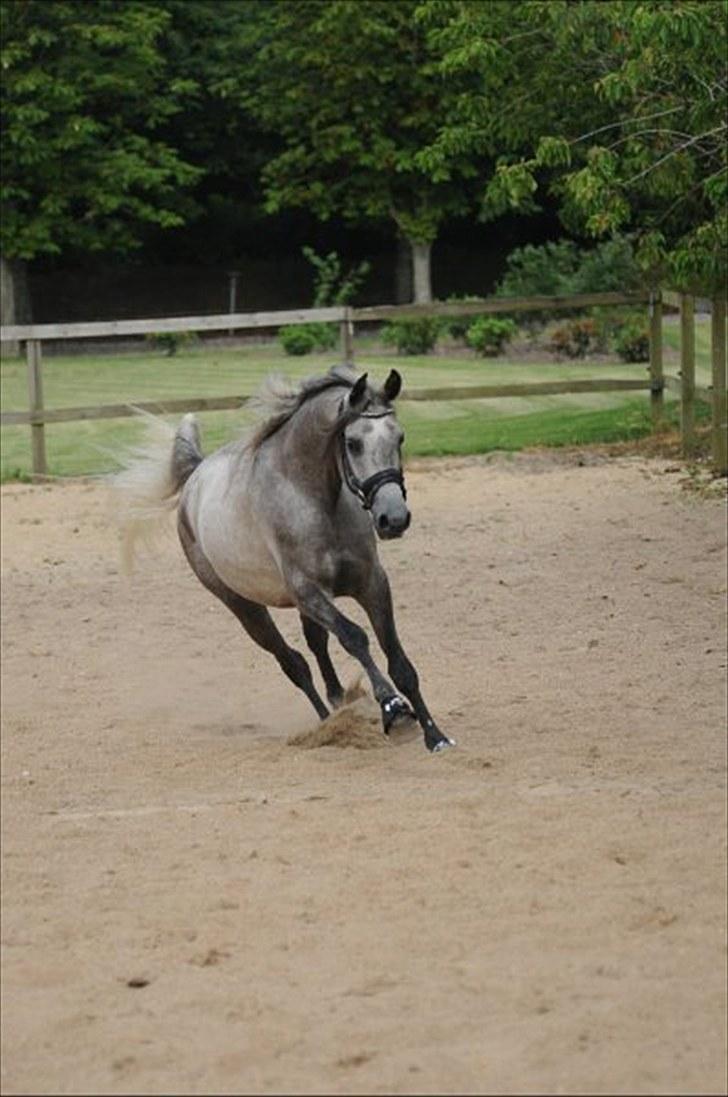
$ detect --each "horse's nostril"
[378,514,389,530]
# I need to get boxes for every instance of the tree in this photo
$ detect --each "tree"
[240,0,490,302]
[0,0,201,322]
[143,0,276,266]
[421,0,727,292]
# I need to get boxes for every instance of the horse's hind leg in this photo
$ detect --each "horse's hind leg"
[227,600,330,721]
[179,516,329,721]
[300,614,345,708]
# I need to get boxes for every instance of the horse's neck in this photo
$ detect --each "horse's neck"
[280,389,342,497]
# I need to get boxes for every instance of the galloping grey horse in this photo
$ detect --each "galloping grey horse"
[115,365,454,753]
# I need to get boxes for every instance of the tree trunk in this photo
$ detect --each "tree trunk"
[410,239,433,304]
[395,235,413,304]
[1,256,19,357]
[1,257,31,357]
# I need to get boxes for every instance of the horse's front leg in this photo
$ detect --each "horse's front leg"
[357,564,455,753]
[288,574,414,739]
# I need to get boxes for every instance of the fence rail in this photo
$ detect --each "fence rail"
[1,288,726,476]
[0,306,346,343]
[2,378,656,428]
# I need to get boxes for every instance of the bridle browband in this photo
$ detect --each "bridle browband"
[337,404,407,511]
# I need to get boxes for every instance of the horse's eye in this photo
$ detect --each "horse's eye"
[347,438,363,456]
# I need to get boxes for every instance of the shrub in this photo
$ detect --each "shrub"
[279,322,338,356]
[572,236,642,294]
[308,321,338,350]
[495,235,642,335]
[302,246,370,306]
[146,331,198,356]
[279,325,317,355]
[614,319,650,362]
[444,295,484,342]
[549,318,599,358]
[496,240,580,300]
[466,316,517,356]
[381,317,440,355]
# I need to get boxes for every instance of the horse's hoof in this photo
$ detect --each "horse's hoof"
[381,695,415,734]
[429,736,456,754]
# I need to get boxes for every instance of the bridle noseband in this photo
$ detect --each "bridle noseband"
[339,407,407,511]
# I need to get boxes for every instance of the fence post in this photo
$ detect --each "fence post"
[649,290,664,430]
[679,293,696,457]
[27,339,47,475]
[711,295,727,475]
[340,306,354,362]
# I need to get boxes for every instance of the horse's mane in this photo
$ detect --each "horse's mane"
[245,364,359,451]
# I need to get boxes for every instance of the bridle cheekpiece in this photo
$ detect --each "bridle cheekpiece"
[338,405,407,511]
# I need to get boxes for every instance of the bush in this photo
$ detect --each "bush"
[302,246,370,306]
[572,236,643,294]
[280,326,317,355]
[444,295,484,342]
[497,240,580,300]
[381,317,441,355]
[614,319,650,362]
[306,321,338,350]
[466,316,517,356]
[549,318,599,358]
[279,322,338,356]
[145,331,198,356]
[495,235,643,335]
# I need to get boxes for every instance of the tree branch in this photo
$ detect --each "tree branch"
[571,105,682,146]
[622,125,727,186]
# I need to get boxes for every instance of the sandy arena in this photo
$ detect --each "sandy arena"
[1,451,726,1096]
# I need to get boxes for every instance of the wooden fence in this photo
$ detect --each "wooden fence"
[1,289,726,476]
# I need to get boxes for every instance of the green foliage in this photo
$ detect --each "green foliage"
[242,0,484,262]
[480,1,723,291]
[497,240,581,299]
[613,320,650,364]
[301,246,370,307]
[381,318,441,355]
[466,316,517,356]
[444,295,484,341]
[571,236,642,294]
[423,0,727,293]
[4,0,724,304]
[145,330,198,356]
[496,235,643,333]
[279,327,317,356]
[1,0,201,259]
[279,322,337,356]
[497,235,641,299]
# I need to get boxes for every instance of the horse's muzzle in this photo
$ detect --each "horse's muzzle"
[376,510,411,539]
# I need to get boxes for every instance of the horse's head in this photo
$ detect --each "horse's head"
[340,370,410,540]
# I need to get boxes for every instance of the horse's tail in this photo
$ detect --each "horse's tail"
[112,410,203,573]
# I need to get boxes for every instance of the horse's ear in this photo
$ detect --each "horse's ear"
[348,372,369,412]
[382,369,402,402]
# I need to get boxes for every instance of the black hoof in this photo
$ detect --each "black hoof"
[381,694,415,734]
[426,735,456,754]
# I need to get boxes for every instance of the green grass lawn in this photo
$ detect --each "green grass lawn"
[662,311,715,370]
[1,320,712,480]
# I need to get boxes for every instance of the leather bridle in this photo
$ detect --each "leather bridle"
[339,408,407,511]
